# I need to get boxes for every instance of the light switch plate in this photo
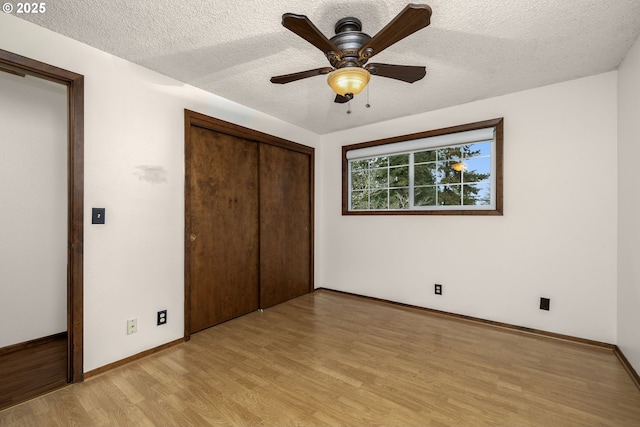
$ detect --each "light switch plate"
[92,208,105,224]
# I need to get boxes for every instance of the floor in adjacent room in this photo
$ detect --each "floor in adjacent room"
[1,290,639,426]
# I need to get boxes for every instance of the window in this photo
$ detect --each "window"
[342,118,503,215]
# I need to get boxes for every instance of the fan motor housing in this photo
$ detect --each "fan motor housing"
[329,17,371,68]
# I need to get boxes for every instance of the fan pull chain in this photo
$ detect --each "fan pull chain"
[366,85,371,108]
[347,101,351,114]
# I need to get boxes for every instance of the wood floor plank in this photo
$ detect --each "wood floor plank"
[1,290,639,426]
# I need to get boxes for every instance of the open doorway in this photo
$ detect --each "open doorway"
[0,48,83,409]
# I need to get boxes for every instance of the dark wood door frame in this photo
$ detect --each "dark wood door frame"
[0,48,84,382]
[184,109,314,341]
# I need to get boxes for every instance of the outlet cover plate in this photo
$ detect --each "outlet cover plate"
[127,318,137,334]
[157,310,167,326]
[435,284,443,295]
[540,297,550,311]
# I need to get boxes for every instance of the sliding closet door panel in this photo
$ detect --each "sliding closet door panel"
[188,126,259,332]
[259,144,312,308]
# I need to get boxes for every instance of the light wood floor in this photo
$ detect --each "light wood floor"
[2,290,640,426]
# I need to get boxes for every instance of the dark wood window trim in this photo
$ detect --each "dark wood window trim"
[0,48,84,382]
[342,118,503,216]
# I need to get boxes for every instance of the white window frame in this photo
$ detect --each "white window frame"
[342,118,503,216]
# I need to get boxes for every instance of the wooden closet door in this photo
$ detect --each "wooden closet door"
[259,144,312,308]
[187,126,259,333]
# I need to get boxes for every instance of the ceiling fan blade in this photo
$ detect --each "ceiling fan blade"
[270,67,333,84]
[366,63,426,83]
[334,94,352,103]
[359,4,432,58]
[282,13,342,55]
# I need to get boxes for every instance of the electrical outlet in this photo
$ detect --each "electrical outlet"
[127,318,137,334]
[435,284,443,295]
[157,310,167,326]
[540,297,550,311]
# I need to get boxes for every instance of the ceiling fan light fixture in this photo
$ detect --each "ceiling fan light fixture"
[327,67,370,96]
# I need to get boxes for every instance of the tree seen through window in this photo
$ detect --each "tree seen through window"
[350,142,491,210]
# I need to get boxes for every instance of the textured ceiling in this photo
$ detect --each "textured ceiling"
[17,0,640,134]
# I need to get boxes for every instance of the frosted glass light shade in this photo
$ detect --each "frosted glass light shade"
[327,67,370,96]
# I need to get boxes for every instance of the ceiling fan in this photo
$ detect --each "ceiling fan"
[270,4,432,103]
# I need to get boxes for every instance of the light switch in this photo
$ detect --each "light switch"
[92,208,105,224]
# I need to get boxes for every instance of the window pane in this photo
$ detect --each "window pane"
[370,168,388,188]
[437,185,462,206]
[351,159,369,171]
[415,186,436,206]
[389,166,409,187]
[464,141,491,158]
[389,188,410,209]
[389,154,409,166]
[463,157,491,183]
[351,190,368,210]
[370,189,388,209]
[438,146,462,161]
[463,183,491,205]
[439,162,462,184]
[351,170,368,190]
[344,119,500,214]
[415,163,436,186]
[415,150,436,163]
[369,157,388,168]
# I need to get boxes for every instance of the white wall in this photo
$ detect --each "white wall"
[0,73,67,347]
[618,34,640,373]
[0,14,319,372]
[317,72,618,343]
